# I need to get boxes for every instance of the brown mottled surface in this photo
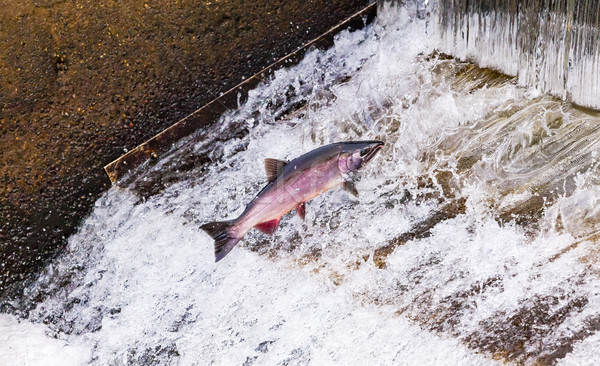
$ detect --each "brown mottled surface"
[373,197,467,269]
[0,0,370,302]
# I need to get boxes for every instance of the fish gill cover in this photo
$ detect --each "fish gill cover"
[2,1,600,365]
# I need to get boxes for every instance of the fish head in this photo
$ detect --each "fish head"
[337,140,384,174]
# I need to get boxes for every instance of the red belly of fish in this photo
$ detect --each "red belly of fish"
[238,160,341,234]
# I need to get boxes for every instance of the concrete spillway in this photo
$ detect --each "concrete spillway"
[436,0,600,109]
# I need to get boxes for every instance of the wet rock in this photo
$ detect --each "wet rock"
[465,294,590,365]
[496,194,546,229]
[373,197,467,269]
[126,342,180,366]
[255,340,275,353]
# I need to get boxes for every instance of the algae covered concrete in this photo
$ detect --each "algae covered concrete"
[0,0,370,303]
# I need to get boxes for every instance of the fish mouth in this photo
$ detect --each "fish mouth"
[362,141,384,164]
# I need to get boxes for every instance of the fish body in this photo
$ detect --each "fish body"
[201,141,384,262]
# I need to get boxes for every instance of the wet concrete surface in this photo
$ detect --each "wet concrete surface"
[0,0,370,303]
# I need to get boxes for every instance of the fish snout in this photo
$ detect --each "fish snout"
[360,141,384,165]
[339,140,384,173]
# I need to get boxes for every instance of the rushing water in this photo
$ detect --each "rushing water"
[3,3,600,365]
[436,0,600,109]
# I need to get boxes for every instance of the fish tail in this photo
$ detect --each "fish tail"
[200,220,241,262]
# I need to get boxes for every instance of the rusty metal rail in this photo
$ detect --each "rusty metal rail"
[104,2,377,183]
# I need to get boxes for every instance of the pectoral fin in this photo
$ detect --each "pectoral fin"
[295,202,306,220]
[343,181,359,197]
[255,218,281,235]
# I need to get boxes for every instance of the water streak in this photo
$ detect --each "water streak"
[435,0,600,109]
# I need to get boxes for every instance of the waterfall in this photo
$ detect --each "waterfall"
[433,0,600,109]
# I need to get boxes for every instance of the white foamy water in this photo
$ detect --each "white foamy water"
[3,3,600,365]
[0,314,89,366]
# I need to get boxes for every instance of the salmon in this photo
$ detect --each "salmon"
[201,141,384,262]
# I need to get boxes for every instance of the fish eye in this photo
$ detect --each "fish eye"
[360,148,369,157]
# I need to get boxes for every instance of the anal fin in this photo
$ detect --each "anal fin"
[255,218,281,235]
[296,202,306,220]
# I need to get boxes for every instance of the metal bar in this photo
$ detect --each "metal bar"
[104,2,378,183]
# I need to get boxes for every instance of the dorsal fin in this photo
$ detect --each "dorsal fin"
[264,158,288,182]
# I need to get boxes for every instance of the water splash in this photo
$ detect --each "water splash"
[2,3,600,365]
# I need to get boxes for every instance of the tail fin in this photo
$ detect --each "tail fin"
[200,220,241,262]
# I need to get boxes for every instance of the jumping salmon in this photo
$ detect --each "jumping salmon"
[201,140,384,262]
